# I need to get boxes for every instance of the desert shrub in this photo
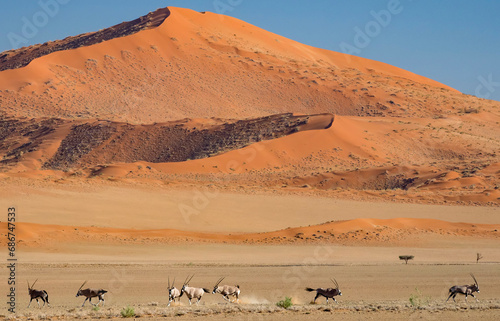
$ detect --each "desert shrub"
[120,306,135,318]
[92,305,100,311]
[276,296,293,309]
[409,287,431,307]
[399,255,414,264]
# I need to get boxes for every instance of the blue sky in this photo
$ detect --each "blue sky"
[1,0,499,101]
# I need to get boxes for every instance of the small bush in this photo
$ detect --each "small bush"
[92,305,100,312]
[409,287,431,307]
[276,296,293,309]
[120,306,135,318]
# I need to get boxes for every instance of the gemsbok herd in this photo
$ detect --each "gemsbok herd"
[26,273,480,308]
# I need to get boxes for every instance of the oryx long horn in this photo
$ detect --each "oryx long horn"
[31,279,38,289]
[331,278,339,289]
[172,277,175,288]
[215,277,225,287]
[184,274,194,285]
[78,280,87,291]
[470,273,478,286]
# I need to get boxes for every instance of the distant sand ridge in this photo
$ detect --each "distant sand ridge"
[2,218,499,248]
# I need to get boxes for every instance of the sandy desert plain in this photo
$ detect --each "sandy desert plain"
[0,6,499,321]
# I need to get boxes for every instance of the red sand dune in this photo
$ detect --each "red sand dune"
[0,6,498,206]
[1,7,489,124]
[1,113,498,205]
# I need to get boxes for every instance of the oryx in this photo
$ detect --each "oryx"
[167,277,183,306]
[180,275,210,305]
[75,281,108,307]
[305,278,342,304]
[27,279,50,308]
[212,277,240,303]
[446,274,480,303]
